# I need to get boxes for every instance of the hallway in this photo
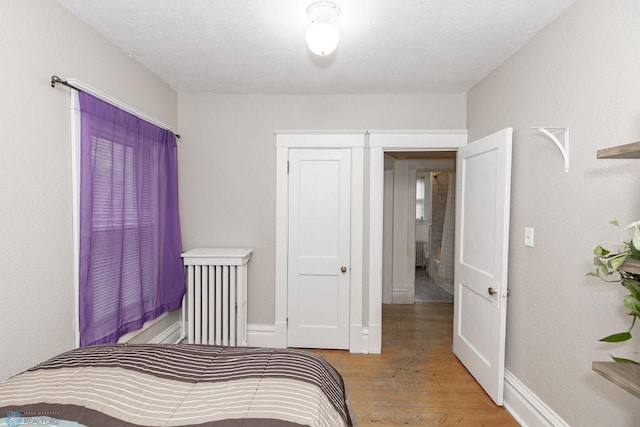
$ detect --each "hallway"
[415,267,453,303]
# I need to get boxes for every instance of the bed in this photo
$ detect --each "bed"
[0,344,355,427]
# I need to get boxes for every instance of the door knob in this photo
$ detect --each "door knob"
[488,287,498,296]
[341,266,347,273]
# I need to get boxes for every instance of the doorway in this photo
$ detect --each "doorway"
[368,130,468,354]
[381,152,456,305]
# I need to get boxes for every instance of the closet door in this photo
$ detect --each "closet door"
[287,148,351,349]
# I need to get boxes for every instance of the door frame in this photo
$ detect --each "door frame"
[368,130,468,353]
[275,131,366,351]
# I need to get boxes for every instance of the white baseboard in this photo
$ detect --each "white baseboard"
[247,323,276,347]
[504,370,569,427]
[367,324,382,354]
[360,327,369,354]
[392,289,414,304]
[150,320,182,344]
[247,323,372,353]
[274,320,287,348]
[349,324,363,353]
[433,277,454,295]
[118,312,169,344]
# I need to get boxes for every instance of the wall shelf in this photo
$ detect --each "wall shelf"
[597,141,640,159]
[593,362,640,399]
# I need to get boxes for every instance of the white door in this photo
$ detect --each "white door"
[288,149,351,349]
[453,128,512,405]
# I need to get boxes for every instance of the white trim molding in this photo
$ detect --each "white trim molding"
[360,327,370,354]
[150,321,182,344]
[247,324,276,348]
[349,144,364,353]
[274,142,289,348]
[369,129,468,149]
[275,132,366,351]
[71,92,81,348]
[120,314,182,345]
[504,370,569,427]
[275,131,366,148]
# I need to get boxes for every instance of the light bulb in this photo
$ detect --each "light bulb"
[305,23,340,56]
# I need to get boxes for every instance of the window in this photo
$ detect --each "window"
[416,176,425,220]
[77,91,184,347]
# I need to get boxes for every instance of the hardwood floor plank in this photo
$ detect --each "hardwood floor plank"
[312,303,518,426]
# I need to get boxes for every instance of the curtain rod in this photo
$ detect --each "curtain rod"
[51,75,181,139]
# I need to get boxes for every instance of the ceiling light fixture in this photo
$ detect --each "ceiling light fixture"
[305,1,341,56]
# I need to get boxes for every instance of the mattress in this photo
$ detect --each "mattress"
[0,344,354,427]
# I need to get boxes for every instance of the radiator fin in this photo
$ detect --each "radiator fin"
[416,241,428,268]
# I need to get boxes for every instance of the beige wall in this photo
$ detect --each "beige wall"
[0,1,177,380]
[177,93,466,325]
[467,0,640,425]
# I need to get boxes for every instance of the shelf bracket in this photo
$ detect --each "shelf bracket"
[532,127,570,173]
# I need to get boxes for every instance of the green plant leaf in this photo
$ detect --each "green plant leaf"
[594,245,610,257]
[600,332,632,342]
[610,254,628,271]
[622,279,640,296]
[625,221,640,251]
[630,239,640,259]
[623,295,640,317]
[610,356,639,364]
[611,219,620,227]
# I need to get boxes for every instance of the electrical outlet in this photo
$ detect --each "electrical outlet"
[524,227,534,247]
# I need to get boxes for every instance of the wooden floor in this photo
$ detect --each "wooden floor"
[312,303,519,426]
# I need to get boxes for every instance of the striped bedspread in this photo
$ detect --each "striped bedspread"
[0,344,353,427]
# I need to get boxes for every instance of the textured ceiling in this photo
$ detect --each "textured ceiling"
[56,0,576,94]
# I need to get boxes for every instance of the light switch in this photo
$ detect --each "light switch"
[524,227,534,247]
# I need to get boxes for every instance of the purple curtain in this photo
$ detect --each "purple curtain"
[78,92,184,347]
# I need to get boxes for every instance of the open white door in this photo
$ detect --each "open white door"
[453,128,512,405]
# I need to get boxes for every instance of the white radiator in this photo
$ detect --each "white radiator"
[181,248,253,346]
[416,241,428,268]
